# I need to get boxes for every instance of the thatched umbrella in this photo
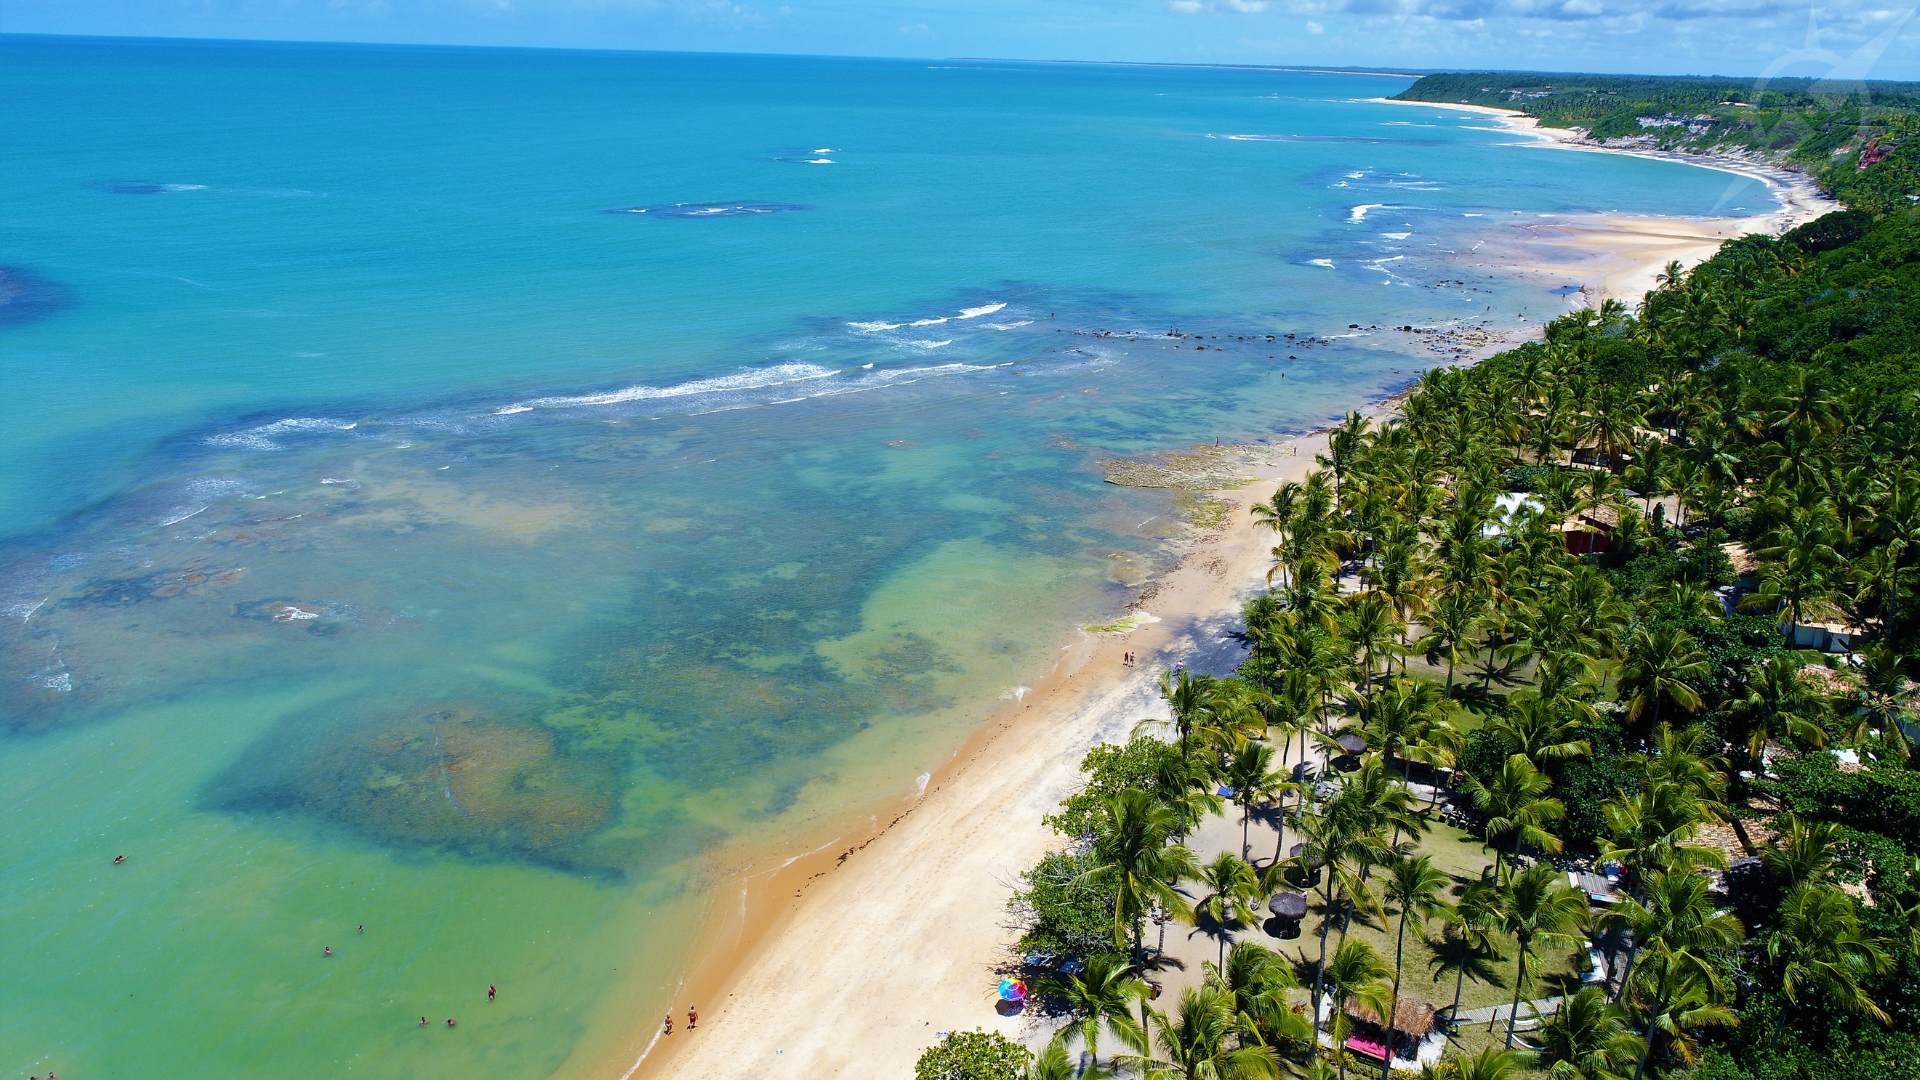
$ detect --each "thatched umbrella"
[1267,891,1309,920]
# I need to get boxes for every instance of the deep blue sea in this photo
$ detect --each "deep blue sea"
[0,36,1770,1080]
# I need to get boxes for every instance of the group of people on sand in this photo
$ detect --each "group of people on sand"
[662,1005,698,1036]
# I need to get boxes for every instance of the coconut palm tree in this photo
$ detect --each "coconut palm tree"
[1449,1047,1527,1080]
[1763,883,1893,1036]
[1598,781,1726,885]
[1117,984,1283,1080]
[1192,852,1262,966]
[1487,694,1592,769]
[1042,952,1147,1068]
[1377,855,1452,1080]
[1459,754,1565,874]
[1434,877,1504,1026]
[1419,588,1485,697]
[1759,813,1843,890]
[1354,678,1447,784]
[1207,941,1313,1058]
[1629,724,1727,810]
[1491,862,1590,1049]
[1293,804,1388,1033]
[1599,869,1743,1012]
[1222,740,1289,860]
[1077,789,1200,956]
[1323,938,1395,1080]
[1626,959,1736,1080]
[1616,626,1708,731]
[1343,593,1405,709]
[1158,668,1219,757]
[1028,1032,1109,1080]
[1147,743,1225,840]
[1722,654,1828,780]
[1522,987,1643,1080]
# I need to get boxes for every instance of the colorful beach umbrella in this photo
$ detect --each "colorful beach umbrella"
[998,978,1028,1002]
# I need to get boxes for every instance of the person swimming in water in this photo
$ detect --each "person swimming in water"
[421,1017,429,1027]
[488,985,496,1001]
[447,1018,457,1028]
[323,947,332,956]
[113,855,125,864]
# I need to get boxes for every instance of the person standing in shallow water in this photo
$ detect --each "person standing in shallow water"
[663,1012,673,1036]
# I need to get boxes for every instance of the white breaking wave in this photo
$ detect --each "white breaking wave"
[985,320,1033,330]
[1348,204,1387,223]
[907,339,954,349]
[207,417,357,450]
[1382,232,1412,240]
[909,317,948,326]
[1307,258,1335,268]
[494,362,837,415]
[956,303,1006,319]
[846,320,902,332]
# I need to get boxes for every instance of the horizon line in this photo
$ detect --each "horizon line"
[0,31,1906,86]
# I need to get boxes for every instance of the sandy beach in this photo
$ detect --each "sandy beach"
[1367,97,1837,309]
[633,115,1837,1080]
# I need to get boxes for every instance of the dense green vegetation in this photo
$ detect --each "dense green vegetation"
[922,206,1920,1078]
[1392,73,1920,212]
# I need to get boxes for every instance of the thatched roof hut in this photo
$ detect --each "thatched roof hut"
[1344,997,1438,1038]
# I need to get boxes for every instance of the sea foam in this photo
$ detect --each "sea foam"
[207,417,358,450]
[494,363,838,415]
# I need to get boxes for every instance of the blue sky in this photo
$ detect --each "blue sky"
[4,0,1917,79]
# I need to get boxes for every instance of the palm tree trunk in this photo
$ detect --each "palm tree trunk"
[1313,879,1337,1031]
[1609,945,1638,1004]
[1381,909,1409,1080]
[1632,1022,1659,1080]
[1503,946,1528,1046]
[1451,949,1469,1025]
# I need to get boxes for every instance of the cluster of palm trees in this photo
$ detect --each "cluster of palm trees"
[1002,285,1920,1076]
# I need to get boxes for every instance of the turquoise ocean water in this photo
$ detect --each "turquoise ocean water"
[0,37,1769,1079]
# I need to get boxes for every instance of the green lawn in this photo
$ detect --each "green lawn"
[1271,820,1591,1020]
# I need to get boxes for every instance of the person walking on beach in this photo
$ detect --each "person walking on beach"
[663,1012,674,1036]
[688,1005,697,1030]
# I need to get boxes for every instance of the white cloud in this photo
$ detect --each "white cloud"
[1167,0,1206,10]
[1224,0,1272,10]
[1308,17,1326,28]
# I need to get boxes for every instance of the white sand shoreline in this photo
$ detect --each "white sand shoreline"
[1364,96,1837,236]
